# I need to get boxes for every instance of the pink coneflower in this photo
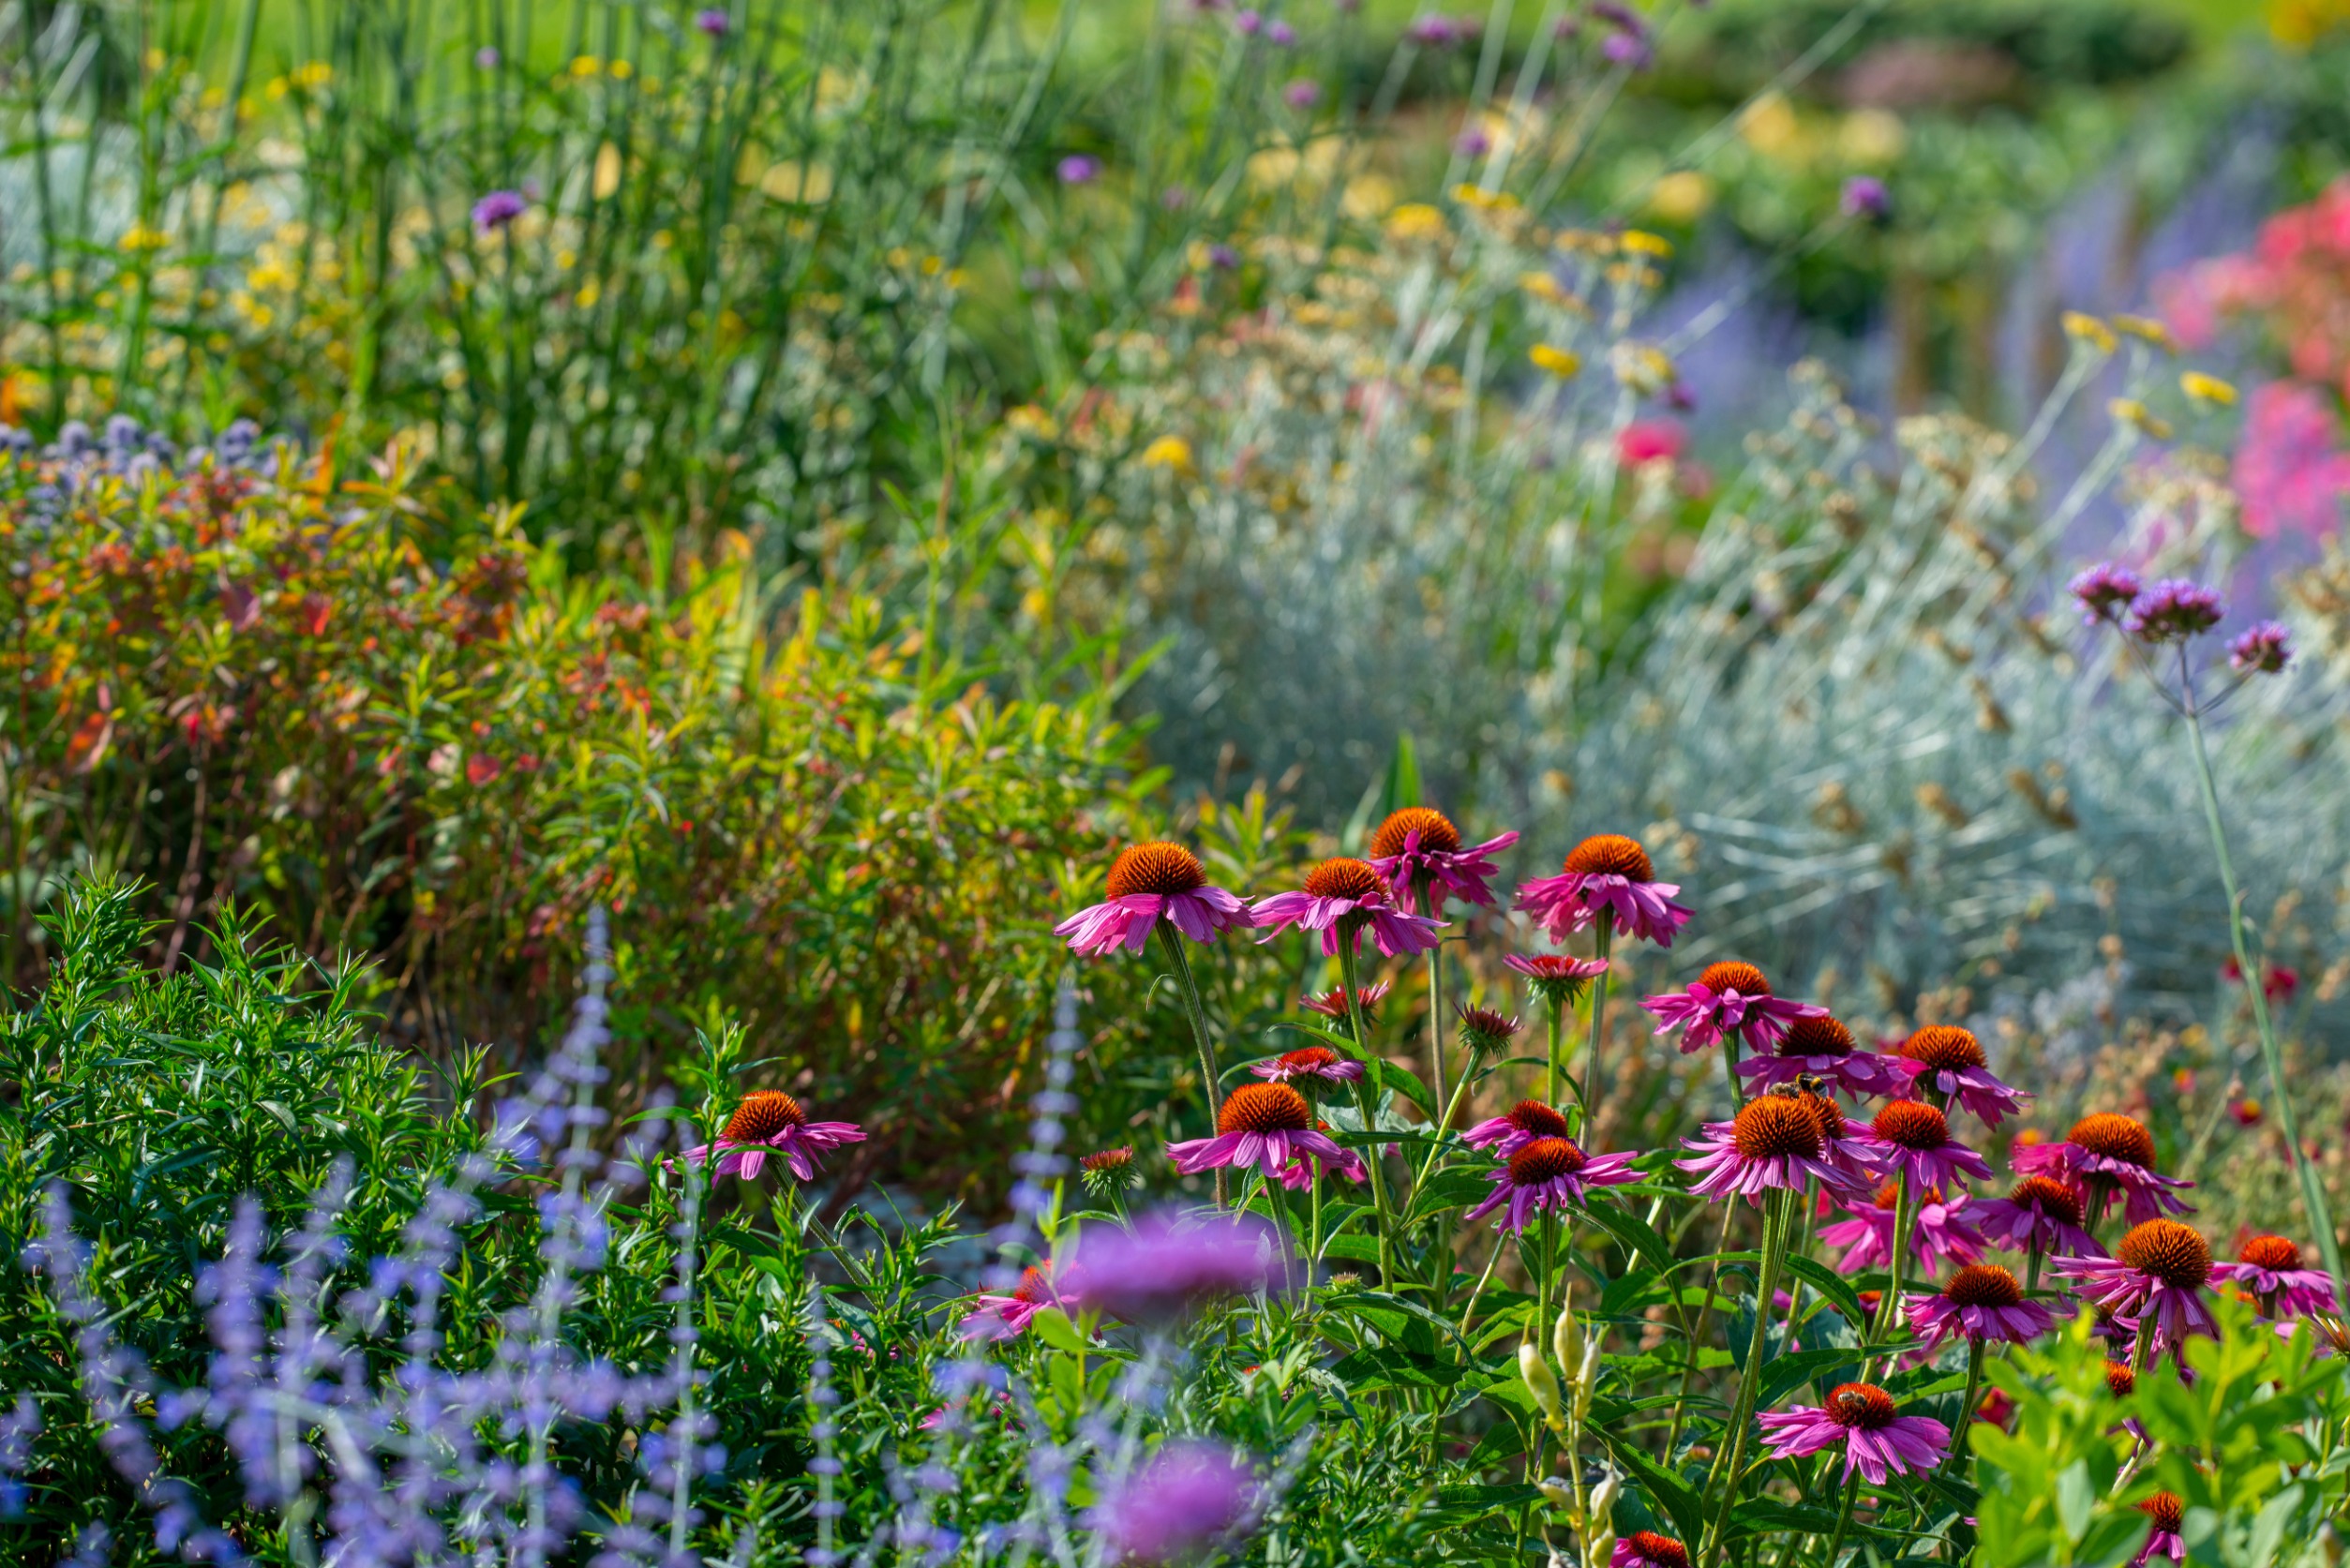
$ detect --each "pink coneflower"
[1515,833,1692,946]
[1678,1096,1869,1206]
[1248,1046,1366,1087]
[1055,842,1250,956]
[1167,1083,1355,1181]
[1367,806,1519,913]
[1737,1012,1900,1099]
[1819,1182,1987,1275]
[1907,1263,2059,1351]
[1642,962,1825,1054]
[1756,1382,1950,1485]
[1301,979,1392,1022]
[2131,1492,2185,1566]
[1971,1175,2103,1260]
[1787,1085,1879,1188]
[1250,858,1443,958]
[958,1263,1080,1341]
[1610,1532,1690,1568]
[1891,1025,2029,1126]
[1850,1100,1995,1192]
[1462,1098,1571,1157]
[2214,1233,2337,1318]
[1275,1127,1367,1189]
[1456,1002,1522,1053]
[2012,1113,2193,1225]
[1463,1136,1640,1232]
[2054,1219,2218,1366]
[681,1091,866,1181]
[1504,953,1610,1007]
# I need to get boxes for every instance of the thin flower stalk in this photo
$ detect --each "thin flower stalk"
[1338,937,1403,1291]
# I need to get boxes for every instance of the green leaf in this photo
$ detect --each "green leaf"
[1030,1307,1087,1353]
[1759,1348,1865,1408]
[1778,1251,1868,1327]
[1600,1435,1707,1547]
[1329,1345,1470,1391]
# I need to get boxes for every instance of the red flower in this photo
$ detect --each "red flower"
[466,753,502,786]
[1617,420,1686,465]
[298,594,333,637]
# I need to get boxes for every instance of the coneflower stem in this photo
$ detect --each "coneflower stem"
[1822,1470,1862,1566]
[1544,997,1565,1111]
[1700,1187,1789,1563]
[1939,1337,1986,1479]
[1864,1172,1916,1377]
[1159,920,1227,1207]
[1422,1040,1489,1189]
[1577,917,1613,1131]
[1338,933,1404,1291]
[2179,660,2347,1308]
[1425,884,1449,1134]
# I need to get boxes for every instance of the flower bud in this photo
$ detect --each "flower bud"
[1589,1470,1619,1520]
[1519,1339,1565,1431]
[1552,1298,1580,1382]
[1536,1477,1576,1511]
[1574,1337,1604,1423]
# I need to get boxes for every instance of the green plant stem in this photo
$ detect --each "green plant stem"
[1425,886,1448,1129]
[1339,933,1403,1291]
[1159,920,1227,1207]
[1534,1208,1559,1358]
[1577,917,1613,1134]
[1422,1041,1489,1189]
[2180,668,2347,1307]
[1700,1188,1790,1562]
[1938,1337,1986,1479]
[1822,1470,1862,1566]
[1458,1238,1506,1337]
[1545,995,1565,1109]
[1864,1172,1916,1375]
[1665,1201,1741,1459]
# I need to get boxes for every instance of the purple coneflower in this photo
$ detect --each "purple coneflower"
[1092,1441,1260,1563]
[1908,1263,2058,1351]
[1463,1136,1639,1232]
[2214,1233,2337,1319]
[2132,1492,2185,1566]
[1275,1130,1367,1189]
[1516,832,1691,945]
[1248,1045,1366,1087]
[2054,1218,2217,1366]
[2011,1113,2193,1225]
[1736,1012,1899,1099]
[681,1090,865,1181]
[1463,1098,1570,1157]
[1075,1209,1286,1321]
[2228,620,2292,675]
[1366,805,1519,913]
[1756,1381,1949,1485]
[471,189,528,231]
[958,1264,1078,1341]
[2070,561,2143,625]
[1301,978,1391,1022]
[1819,1182,1986,1275]
[1055,841,1250,956]
[1642,961,1823,1053]
[1504,952,1610,1007]
[2126,578,2224,641]
[1849,1100,1994,1192]
[1456,1001,1522,1055]
[1971,1175,2102,1260]
[1168,1083,1355,1181]
[1890,1025,2028,1125]
[1677,1096,1868,1205]
[1250,857,1443,958]
[1789,1086,1884,1189]
[1611,1532,1690,1568]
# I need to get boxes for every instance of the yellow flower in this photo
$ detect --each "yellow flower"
[1620,230,1674,259]
[1007,405,1059,442]
[2108,397,2173,441]
[1452,183,1499,209]
[1520,271,1567,305]
[118,223,170,254]
[1611,342,1677,394]
[608,58,633,80]
[293,61,332,89]
[2114,314,2177,352]
[1385,203,1446,241]
[1141,435,1194,472]
[2061,312,2118,354]
[1528,344,1581,379]
[1647,172,1713,224]
[2180,370,2238,406]
[570,54,602,78]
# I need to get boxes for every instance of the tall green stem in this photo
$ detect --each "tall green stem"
[1700,1189,1790,1562]
[1865,1172,1916,1366]
[1939,1337,1986,1479]
[2180,663,2346,1306]
[1577,917,1613,1134]
[1544,996,1565,1109]
[1822,1470,1862,1566]
[1159,921,1226,1206]
[1339,933,1403,1290]
[1425,884,1449,1129]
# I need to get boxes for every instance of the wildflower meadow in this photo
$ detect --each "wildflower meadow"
[14,1,2350,1565]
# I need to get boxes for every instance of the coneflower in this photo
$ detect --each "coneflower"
[1514,832,1691,947]
[1891,1025,2029,1126]
[1676,1096,1869,1206]
[1365,805,1518,914]
[680,1091,866,1182]
[1299,979,1391,1023]
[1055,841,1249,957]
[2053,1219,2217,1367]
[1849,1100,1995,1193]
[1736,1012,1898,1100]
[2011,1113,2193,1226]
[1250,858,1443,959]
[1166,1083,1357,1182]
[1460,1136,1640,1232]
[1906,1264,2059,1351]
[1756,1381,1950,1485]
[1247,1046,1367,1088]
[2213,1233,2337,1319]
[1642,962,1824,1054]
[2130,1491,2184,1566]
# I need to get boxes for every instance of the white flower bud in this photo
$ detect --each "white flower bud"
[1552,1301,1581,1385]
[1519,1339,1565,1431]
[1575,1337,1605,1423]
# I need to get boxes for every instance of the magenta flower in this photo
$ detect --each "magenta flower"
[1283,78,1323,109]
[1462,1098,1571,1158]
[1820,1182,1987,1276]
[2236,381,2350,540]
[1907,1263,2060,1351]
[1840,176,1890,220]
[2053,1219,2218,1367]
[471,190,528,231]
[1736,1012,1901,1099]
[1055,841,1250,956]
[2069,560,2143,625]
[1074,1210,1287,1322]
[1757,1382,1950,1485]
[1167,1083,1356,1181]
[1462,1137,1640,1232]
[1515,832,1691,945]
[2132,1492,2186,1566]
[2228,620,2293,674]
[1300,978,1391,1022]
[2214,1233,2337,1318]
[694,7,730,35]
[1611,1532,1692,1568]
[1677,1097,1869,1206]
[2126,578,2225,641]
[2011,1113,2193,1225]
[1504,952,1610,1007]
[1092,1440,1260,1563]
[1248,1046,1366,1087]
[958,1264,1079,1342]
[1971,1175,2103,1260]
[1889,1025,2030,1126]
[1275,1141,1367,1189]
[680,1090,865,1181]
[1057,154,1101,186]
[1250,857,1443,958]
[1642,961,1824,1053]
[1848,1101,1994,1192]
[1366,806,1519,913]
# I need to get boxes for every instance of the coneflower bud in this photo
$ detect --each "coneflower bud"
[1078,1147,1140,1199]
[1519,1339,1565,1431]
[1457,1001,1523,1054]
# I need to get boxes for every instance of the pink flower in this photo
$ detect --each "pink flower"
[1055,842,1250,956]
[1092,1441,1259,1564]
[1366,806,1519,913]
[1677,1097,1869,1207]
[1971,1176,2102,1259]
[2235,381,2350,541]
[2132,1492,2186,1566]
[2227,620,2293,675]
[2213,1233,2338,1319]
[1300,979,1391,1022]
[680,1091,866,1182]
[2053,1219,2218,1368]
[1907,1263,2060,1351]
[1503,953,1610,1007]
[1248,1046,1367,1086]
[1514,832,1691,946]
[1888,1025,2029,1126]
[1756,1382,1950,1486]
[1617,419,1686,465]
[1820,1182,1987,1275]
[1462,1137,1641,1232]
[2069,561,2143,626]
[1167,1083,1357,1180]
[2010,1114,2193,1226]
[1250,857,1444,958]
[1848,1101,1995,1192]
[958,1264,1080,1341]
[1642,961,1824,1053]
[2125,579,2225,642]
[1462,1098,1572,1158]
[1075,1210,1287,1322]
[1275,1139,1367,1189]
[1736,1012,1902,1099]
[1611,1532,1692,1568]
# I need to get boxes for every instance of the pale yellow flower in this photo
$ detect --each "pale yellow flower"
[1620,230,1673,259]
[1385,203,1446,241]
[1529,345,1581,378]
[2180,370,2238,407]
[2114,314,2177,352]
[2108,397,2173,441]
[2062,312,2118,354]
[1141,435,1194,472]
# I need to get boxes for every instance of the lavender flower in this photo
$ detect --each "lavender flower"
[2069,561,2143,625]
[1283,78,1323,109]
[1056,155,1100,186]
[1092,1441,1259,1563]
[2228,620,2292,674]
[694,7,730,35]
[1073,1210,1288,1322]
[1840,176,1889,220]
[2125,579,2225,642]
[472,190,528,231]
